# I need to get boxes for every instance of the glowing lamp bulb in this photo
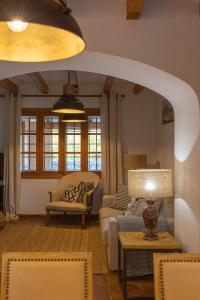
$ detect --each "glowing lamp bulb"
[145,180,156,192]
[7,20,29,32]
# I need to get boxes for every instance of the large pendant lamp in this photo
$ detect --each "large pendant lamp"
[0,0,85,62]
[52,82,85,114]
[62,114,87,123]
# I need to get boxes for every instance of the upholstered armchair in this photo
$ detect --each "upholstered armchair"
[46,172,100,228]
[1,252,93,300]
[154,253,200,300]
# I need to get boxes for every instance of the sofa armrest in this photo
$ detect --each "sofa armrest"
[49,187,64,202]
[102,195,115,208]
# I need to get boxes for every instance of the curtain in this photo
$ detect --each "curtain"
[4,94,22,220]
[100,93,124,194]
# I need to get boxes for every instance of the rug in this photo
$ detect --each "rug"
[0,217,108,274]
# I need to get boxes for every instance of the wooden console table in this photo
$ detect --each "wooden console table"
[118,232,182,300]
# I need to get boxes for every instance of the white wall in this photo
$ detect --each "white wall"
[121,89,158,166]
[155,97,174,171]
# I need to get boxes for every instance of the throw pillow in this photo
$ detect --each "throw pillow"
[131,198,163,217]
[63,182,94,204]
[110,185,132,211]
[63,184,81,203]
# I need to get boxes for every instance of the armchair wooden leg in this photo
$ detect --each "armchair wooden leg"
[46,210,50,226]
[81,214,85,229]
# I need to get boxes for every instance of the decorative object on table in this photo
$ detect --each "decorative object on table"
[154,253,200,300]
[128,169,173,240]
[52,72,85,114]
[0,0,85,62]
[124,154,147,169]
[162,99,174,124]
[1,252,93,300]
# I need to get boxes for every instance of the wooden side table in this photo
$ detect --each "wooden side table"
[118,232,182,300]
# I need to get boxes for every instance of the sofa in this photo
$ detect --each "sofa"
[100,193,174,276]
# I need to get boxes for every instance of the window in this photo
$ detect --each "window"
[21,109,101,178]
[21,116,37,172]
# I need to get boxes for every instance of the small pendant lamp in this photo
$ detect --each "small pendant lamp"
[0,0,85,62]
[52,81,85,114]
[62,113,87,123]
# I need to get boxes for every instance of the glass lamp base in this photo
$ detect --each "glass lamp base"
[143,199,159,240]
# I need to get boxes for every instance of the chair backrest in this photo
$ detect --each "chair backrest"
[154,253,200,300]
[1,252,93,300]
[58,172,100,191]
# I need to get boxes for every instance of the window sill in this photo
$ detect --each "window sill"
[21,171,102,179]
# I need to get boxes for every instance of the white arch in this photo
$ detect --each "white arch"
[0,50,199,161]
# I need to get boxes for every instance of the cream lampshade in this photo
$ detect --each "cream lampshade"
[128,169,173,240]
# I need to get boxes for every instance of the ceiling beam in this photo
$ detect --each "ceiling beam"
[127,0,144,20]
[0,79,19,94]
[104,76,115,94]
[134,84,145,94]
[28,72,49,94]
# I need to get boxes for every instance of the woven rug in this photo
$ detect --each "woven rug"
[0,217,108,274]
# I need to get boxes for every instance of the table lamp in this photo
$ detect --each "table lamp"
[128,169,173,240]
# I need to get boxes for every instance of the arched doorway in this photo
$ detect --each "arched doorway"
[1,50,199,250]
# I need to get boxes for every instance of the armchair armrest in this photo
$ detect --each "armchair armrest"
[102,195,115,208]
[48,187,64,202]
[84,188,96,206]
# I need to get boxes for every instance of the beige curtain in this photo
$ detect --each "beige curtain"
[4,94,22,220]
[100,93,124,194]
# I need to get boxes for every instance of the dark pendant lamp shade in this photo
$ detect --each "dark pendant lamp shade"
[52,93,85,114]
[62,113,87,123]
[0,0,85,62]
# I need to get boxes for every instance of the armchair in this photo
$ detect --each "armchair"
[46,172,100,228]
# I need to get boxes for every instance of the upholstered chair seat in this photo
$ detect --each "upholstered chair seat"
[46,201,87,212]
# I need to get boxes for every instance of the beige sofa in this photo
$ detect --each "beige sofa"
[100,194,174,272]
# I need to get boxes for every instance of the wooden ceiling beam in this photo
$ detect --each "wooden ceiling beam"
[134,84,145,94]
[28,72,49,94]
[0,79,19,94]
[104,76,115,94]
[127,0,144,20]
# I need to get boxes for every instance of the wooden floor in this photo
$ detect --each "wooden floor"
[0,216,154,300]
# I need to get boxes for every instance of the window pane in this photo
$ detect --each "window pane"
[44,154,59,171]
[21,116,36,134]
[21,154,36,171]
[44,135,59,152]
[44,116,59,133]
[88,154,97,171]
[65,122,81,134]
[66,154,81,171]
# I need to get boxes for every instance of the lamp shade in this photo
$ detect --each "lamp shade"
[0,0,85,62]
[62,114,87,122]
[128,169,173,198]
[52,94,85,114]
[124,154,147,169]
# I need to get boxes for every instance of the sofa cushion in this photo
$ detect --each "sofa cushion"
[110,185,131,210]
[46,201,87,212]
[100,207,124,220]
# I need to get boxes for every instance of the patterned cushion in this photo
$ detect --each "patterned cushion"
[110,185,132,211]
[63,182,94,203]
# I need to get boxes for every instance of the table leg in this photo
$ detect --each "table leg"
[123,249,127,300]
[118,238,121,281]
